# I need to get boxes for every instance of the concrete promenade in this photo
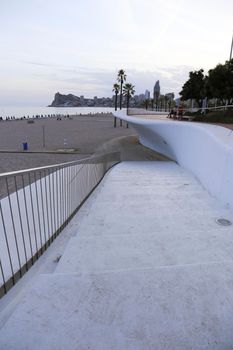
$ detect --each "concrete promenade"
[1,161,233,349]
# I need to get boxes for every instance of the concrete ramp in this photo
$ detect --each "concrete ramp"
[1,162,233,349]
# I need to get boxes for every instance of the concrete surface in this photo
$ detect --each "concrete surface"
[1,161,233,349]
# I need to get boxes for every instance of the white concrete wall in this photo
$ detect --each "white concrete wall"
[114,111,233,209]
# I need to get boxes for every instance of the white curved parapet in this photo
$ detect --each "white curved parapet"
[114,111,233,209]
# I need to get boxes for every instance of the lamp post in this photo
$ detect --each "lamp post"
[230,33,233,61]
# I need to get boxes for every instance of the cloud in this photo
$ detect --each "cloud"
[1,57,194,105]
[41,64,193,98]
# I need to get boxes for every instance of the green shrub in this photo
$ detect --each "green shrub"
[186,109,233,123]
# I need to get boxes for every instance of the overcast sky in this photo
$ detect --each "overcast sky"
[0,0,232,106]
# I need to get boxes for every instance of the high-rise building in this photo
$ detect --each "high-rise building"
[153,80,160,100]
[153,80,160,103]
[145,90,150,100]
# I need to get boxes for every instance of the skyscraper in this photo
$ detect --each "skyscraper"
[145,90,150,100]
[153,81,160,101]
[153,80,160,109]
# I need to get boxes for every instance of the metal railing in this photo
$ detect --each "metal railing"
[0,152,120,297]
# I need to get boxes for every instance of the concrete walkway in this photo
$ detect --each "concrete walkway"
[1,161,233,349]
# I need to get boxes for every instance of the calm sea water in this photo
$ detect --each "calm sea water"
[0,106,115,120]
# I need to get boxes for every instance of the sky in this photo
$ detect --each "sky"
[0,0,232,106]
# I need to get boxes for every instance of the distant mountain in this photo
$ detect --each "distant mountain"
[49,92,81,107]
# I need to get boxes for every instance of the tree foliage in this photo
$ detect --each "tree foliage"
[112,83,120,113]
[117,69,127,110]
[180,59,233,106]
[123,83,135,109]
[205,60,233,103]
[180,69,206,107]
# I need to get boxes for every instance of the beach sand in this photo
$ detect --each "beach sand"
[0,113,169,176]
[0,114,130,173]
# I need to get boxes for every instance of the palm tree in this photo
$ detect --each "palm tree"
[117,69,127,110]
[112,83,120,127]
[123,83,135,117]
[141,99,149,110]
[150,98,154,110]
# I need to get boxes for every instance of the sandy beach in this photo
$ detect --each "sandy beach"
[0,114,130,174]
[0,113,169,176]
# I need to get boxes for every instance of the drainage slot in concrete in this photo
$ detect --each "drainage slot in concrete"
[216,218,232,226]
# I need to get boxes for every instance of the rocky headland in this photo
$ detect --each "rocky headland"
[49,92,81,107]
[49,92,114,107]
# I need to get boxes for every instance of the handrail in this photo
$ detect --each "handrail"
[0,152,120,179]
[0,152,121,297]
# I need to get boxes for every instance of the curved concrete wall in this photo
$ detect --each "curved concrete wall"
[114,111,233,209]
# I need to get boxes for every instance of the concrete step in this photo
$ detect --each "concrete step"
[55,227,233,274]
[1,262,233,349]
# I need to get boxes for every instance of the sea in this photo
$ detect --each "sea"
[0,106,115,120]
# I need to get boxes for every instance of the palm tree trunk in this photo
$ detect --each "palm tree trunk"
[127,93,130,115]
[114,92,117,127]
[120,80,123,126]
[115,92,118,111]
[120,80,123,110]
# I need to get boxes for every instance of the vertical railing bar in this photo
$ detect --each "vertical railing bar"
[5,178,22,277]
[39,171,47,249]
[71,166,76,212]
[73,166,76,211]
[68,166,71,217]
[14,176,28,270]
[66,167,68,223]
[34,172,43,254]
[66,166,68,220]
[60,167,63,224]
[0,201,15,285]
[71,165,74,213]
[59,166,63,229]
[67,166,69,219]
[28,173,39,259]
[48,169,54,241]
[74,165,77,210]
[82,165,86,201]
[94,163,98,185]
[69,165,71,217]
[52,171,57,237]
[21,174,34,263]
[70,166,73,214]
[62,166,65,224]
[75,165,78,207]
[56,168,60,234]
[0,258,7,294]
[44,169,51,246]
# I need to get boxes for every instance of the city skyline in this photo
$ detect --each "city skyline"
[0,0,232,106]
